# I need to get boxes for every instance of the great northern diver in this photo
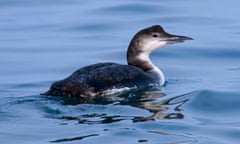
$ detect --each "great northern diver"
[42,25,192,97]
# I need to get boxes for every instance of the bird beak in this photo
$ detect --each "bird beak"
[162,33,193,44]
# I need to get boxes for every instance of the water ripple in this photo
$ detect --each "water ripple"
[95,3,164,14]
[50,134,99,143]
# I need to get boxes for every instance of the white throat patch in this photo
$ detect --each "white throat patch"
[137,53,165,86]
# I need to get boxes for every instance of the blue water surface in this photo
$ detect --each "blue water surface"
[1,0,240,143]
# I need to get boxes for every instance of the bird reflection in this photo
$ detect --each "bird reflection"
[51,90,189,124]
[119,91,187,122]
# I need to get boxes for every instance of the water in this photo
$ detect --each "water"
[1,0,240,143]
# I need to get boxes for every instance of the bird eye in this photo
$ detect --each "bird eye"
[152,34,158,38]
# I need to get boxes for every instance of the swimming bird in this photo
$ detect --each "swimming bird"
[42,25,192,98]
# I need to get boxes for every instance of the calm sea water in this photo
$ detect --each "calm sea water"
[1,0,240,143]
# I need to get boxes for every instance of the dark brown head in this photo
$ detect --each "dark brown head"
[128,25,192,54]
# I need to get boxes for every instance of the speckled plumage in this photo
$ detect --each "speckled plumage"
[43,63,159,97]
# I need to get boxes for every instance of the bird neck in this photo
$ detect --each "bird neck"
[127,40,155,71]
[127,42,165,86]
